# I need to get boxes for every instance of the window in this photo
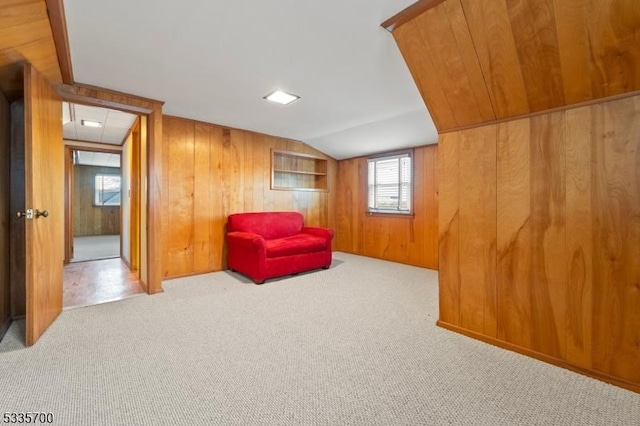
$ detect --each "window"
[94,174,121,206]
[367,151,412,214]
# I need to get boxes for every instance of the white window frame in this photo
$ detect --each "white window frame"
[367,150,413,215]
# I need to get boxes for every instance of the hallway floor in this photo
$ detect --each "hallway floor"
[63,258,144,309]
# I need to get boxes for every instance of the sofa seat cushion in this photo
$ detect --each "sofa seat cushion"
[265,234,327,258]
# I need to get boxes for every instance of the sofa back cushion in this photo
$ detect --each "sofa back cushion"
[227,212,304,240]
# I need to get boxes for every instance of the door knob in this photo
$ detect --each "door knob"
[16,209,47,219]
[16,209,34,219]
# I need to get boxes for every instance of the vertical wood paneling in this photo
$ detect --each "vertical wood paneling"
[438,134,460,325]
[0,0,62,99]
[228,129,244,214]
[458,126,497,336]
[496,118,532,348]
[252,133,265,213]
[335,158,359,253]
[443,0,496,122]
[334,145,439,270]
[206,125,225,271]
[506,0,566,111]
[408,148,426,266]
[584,0,640,98]
[163,117,194,277]
[193,122,211,273]
[553,0,593,104]
[423,145,439,267]
[565,105,593,368]
[0,90,10,334]
[591,96,640,382]
[72,165,121,236]
[529,111,566,358]
[393,21,458,130]
[437,93,640,390]
[392,0,640,132]
[413,5,488,126]
[460,0,530,118]
[162,116,336,278]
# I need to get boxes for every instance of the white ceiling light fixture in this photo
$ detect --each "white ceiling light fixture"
[81,119,103,128]
[264,90,300,105]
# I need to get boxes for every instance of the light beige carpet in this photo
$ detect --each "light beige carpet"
[1,252,638,425]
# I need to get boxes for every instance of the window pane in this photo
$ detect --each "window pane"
[367,153,412,213]
[368,161,375,209]
[95,174,121,206]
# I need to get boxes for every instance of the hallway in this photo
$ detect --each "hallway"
[63,258,143,309]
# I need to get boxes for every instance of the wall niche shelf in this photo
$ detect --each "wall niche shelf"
[271,149,329,192]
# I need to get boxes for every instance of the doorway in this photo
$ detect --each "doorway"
[70,149,121,262]
[62,102,144,309]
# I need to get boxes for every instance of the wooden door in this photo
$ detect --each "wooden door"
[23,64,63,346]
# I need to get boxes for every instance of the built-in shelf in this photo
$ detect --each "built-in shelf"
[273,169,327,176]
[271,150,329,191]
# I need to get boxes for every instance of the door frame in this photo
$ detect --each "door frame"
[56,83,164,294]
[63,142,124,265]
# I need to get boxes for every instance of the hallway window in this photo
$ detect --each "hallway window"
[95,174,121,206]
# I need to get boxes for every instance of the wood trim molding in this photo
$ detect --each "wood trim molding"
[341,144,436,162]
[439,88,640,135]
[56,83,164,115]
[63,146,72,264]
[146,104,163,295]
[45,0,74,84]
[56,84,164,296]
[381,0,447,32]
[64,140,123,152]
[437,321,640,394]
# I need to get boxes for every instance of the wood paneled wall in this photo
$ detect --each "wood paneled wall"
[0,89,10,337]
[161,116,337,279]
[0,0,63,100]
[73,165,121,236]
[334,145,438,270]
[392,0,640,131]
[438,94,640,392]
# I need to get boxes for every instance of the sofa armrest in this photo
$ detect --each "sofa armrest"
[301,226,334,241]
[227,231,266,252]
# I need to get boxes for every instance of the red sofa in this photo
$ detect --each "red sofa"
[226,212,333,284]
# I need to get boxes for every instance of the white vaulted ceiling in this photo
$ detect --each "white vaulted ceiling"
[63,0,437,159]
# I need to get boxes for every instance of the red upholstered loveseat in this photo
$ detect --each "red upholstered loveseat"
[226,212,333,284]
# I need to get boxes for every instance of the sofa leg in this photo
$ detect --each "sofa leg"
[322,265,330,270]
[254,279,265,285]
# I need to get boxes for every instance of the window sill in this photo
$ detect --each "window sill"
[366,211,415,219]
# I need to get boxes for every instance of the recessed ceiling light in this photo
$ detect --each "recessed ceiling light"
[81,119,102,128]
[264,90,300,105]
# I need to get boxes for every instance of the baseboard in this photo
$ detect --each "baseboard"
[162,268,223,281]
[0,317,12,341]
[333,250,439,271]
[436,320,640,394]
[121,256,132,270]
